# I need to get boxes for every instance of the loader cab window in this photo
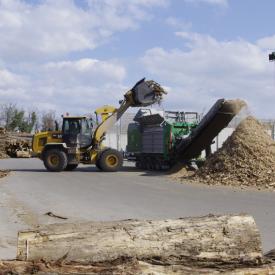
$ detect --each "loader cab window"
[63,119,81,135]
[81,119,92,135]
[62,117,93,148]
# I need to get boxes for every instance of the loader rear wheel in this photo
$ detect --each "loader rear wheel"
[65,164,78,171]
[99,149,123,172]
[43,149,68,172]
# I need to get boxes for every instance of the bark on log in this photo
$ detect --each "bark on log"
[1,260,275,275]
[17,214,263,268]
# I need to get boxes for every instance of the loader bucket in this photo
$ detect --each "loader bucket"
[131,78,166,107]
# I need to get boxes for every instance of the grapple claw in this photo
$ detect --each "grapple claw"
[131,78,166,107]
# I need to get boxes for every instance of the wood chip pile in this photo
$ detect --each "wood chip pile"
[171,116,275,190]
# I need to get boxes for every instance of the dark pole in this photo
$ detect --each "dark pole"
[269,52,275,62]
[269,52,275,140]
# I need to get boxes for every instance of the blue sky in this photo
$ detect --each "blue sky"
[81,0,275,57]
[0,0,274,118]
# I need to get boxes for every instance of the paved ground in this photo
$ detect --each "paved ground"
[0,158,275,259]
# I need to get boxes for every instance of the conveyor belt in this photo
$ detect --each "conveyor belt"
[176,99,246,160]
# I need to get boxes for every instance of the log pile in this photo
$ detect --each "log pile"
[0,128,10,178]
[171,117,275,190]
[0,130,32,158]
[5,139,32,158]
[1,214,275,274]
[0,127,9,159]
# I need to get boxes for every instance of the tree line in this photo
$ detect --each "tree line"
[0,104,59,133]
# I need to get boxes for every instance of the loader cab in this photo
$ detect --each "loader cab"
[62,116,93,148]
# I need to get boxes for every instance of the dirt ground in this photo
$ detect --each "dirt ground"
[0,170,9,179]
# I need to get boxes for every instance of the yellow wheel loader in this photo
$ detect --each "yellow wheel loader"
[32,79,166,172]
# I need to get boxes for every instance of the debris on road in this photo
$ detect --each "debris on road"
[171,116,275,190]
[0,170,9,179]
[44,211,68,220]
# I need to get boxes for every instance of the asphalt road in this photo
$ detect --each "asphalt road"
[0,158,275,259]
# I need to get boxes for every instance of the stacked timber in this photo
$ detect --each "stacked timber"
[0,127,9,159]
[4,132,33,158]
[0,129,32,158]
[5,139,32,158]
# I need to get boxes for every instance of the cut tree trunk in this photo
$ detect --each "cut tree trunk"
[17,214,263,268]
[1,260,275,275]
[16,150,31,158]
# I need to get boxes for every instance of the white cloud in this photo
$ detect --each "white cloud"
[184,0,228,7]
[0,0,167,115]
[0,58,128,114]
[44,59,126,84]
[0,68,31,103]
[165,17,192,30]
[0,0,168,61]
[141,31,275,117]
[0,69,27,89]
[257,35,275,50]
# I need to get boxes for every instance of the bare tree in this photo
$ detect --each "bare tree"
[0,103,17,129]
[41,111,56,131]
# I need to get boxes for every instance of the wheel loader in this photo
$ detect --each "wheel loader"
[32,79,166,172]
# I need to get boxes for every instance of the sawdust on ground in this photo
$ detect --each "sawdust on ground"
[0,170,9,179]
[170,116,275,190]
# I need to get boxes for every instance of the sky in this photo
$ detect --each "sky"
[0,0,275,118]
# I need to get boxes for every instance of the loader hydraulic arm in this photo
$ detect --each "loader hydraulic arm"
[92,78,166,148]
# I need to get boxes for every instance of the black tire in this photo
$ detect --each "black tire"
[155,160,162,171]
[151,160,157,171]
[65,164,78,171]
[98,149,123,172]
[95,158,101,170]
[140,158,146,169]
[135,161,141,169]
[145,158,153,170]
[43,148,68,172]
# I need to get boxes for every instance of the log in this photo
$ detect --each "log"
[1,260,275,275]
[16,150,31,158]
[17,214,263,268]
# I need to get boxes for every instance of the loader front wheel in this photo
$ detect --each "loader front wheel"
[95,159,101,170]
[65,164,78,171]
[99,149,123,172]
[43,149,68,172]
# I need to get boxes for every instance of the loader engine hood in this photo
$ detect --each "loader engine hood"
[131,78,166,107]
